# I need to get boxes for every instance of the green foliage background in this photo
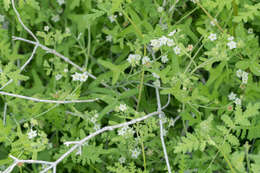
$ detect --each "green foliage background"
[0,0,260,172]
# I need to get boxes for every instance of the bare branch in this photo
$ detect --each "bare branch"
[0,91,98,104]
[3,103,7,126]
[155,88,172,173]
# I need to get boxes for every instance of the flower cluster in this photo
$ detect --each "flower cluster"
[127,54,141,66]
[28,129,37,139]
[228,92,241,106]
[117,126,135,137]
[150,35,175,50]
[127,54,152,66]
[236,69,248,84]
[71,72,88,82]
[227,36,237,49]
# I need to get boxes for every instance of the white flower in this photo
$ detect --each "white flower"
[210,19,217,26]
[162,128,168,136]
[169,118,177,127]
[150,39,161,49]
[228,36,234,41]
[90,117,97,124]
[0,15,4,23]
[55,74,62,81]
[108,15,117,23]
[157,6,164,13]
[51,15,60,22]
[127,54,141,66]
[152,72,160,79]
[65,27,70,33]
[228,92,236,101]
[236,69,243,78]
[79,72,88,82]
[64,68,68,73]
[71,72,81,81]
[187,44,193,51]
[161,114,167,124]
[106,35,112,42]
[94,124,101,131]
[208,33,217,41]
[28,129,37,139]
[242,71,248,84]
[168,29,177,36]
[158,36,168,46]
[57,0,65,5]
[161,55,168,63]
[234,98,241,105]
[174,46,181,55]
[44,26,49,32]
[142,56,151,65]
[119,104,127,112]
[166,38,175,47]
[153,79,161,87]
[131,148,141,159]
[227,41,237,49]
[119,156,126,164]
[161,23,168,30]
[248,28,253,34]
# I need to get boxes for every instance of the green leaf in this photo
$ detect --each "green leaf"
[98,59,129,85]
[4,0,10,11]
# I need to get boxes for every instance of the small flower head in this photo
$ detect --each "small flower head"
[28,129,37,139]
[150,39,161,49]
[242,71,248,84]
[152,72,160,79]
[127,54,141,66]
[187,44,193,51]
[161,55,168,63]
[118,104,127,112]
[44,26,50,32]
[55,74,62,81]
[236,69,243,78]
[51,15,60,22]
[57,0,65,5]
[227,41,237,49]
[79,72,88,82]
[142,56,151,65]
[71,72,81,81]
[228,36,234,41]
[168,29,177,37]
[210,19,217,26]
[119,156,126,164]
[208,33,217,41]
[234,98,241,105]
[131,148,141,159]
[174,46,181,55]
[106,35,112,42]
[166,38,175,47]
[108,15,117,23]
[158,36,168,46]
[93,124,101,131]
[248,28,253,34]
[228,92,236,101]
[157,6,164,13]
[153,79,161,87]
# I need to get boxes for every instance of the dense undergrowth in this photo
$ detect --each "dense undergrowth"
[0,0,260,172]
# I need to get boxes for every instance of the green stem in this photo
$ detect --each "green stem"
[218,147,237,173]
[232,0,238,36]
